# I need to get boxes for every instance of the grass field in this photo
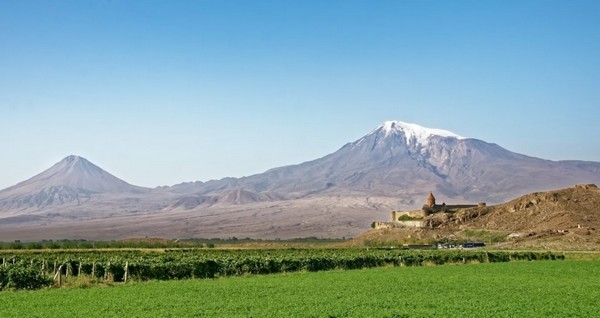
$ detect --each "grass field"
[1,259,598,317]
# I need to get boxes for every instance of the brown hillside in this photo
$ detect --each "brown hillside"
[351,184,600,250]
[463,184,600,232]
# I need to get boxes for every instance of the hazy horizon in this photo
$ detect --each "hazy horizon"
[1,0,599,189]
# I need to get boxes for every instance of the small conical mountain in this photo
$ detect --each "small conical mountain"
[0,155,147,211]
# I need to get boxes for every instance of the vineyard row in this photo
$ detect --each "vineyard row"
[0,249,564,290]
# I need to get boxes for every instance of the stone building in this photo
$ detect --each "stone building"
[372,192,486,229]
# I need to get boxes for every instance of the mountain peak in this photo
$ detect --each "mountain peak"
[62,155,84,163]
[375,121,464,146]
[59,155,90,168]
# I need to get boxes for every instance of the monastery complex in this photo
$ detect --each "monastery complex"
[372,192,486,229]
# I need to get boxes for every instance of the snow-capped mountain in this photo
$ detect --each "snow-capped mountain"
[171,120,600,206]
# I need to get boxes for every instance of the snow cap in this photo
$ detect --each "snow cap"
[377,120,464,146]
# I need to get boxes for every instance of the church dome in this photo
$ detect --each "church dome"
[426,192,436,207]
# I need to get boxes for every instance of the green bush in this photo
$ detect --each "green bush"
[0,267,7,289]
[26,242,43,250]
[8,241,23,250]
[397,215,423,221]
[0,265,52,290]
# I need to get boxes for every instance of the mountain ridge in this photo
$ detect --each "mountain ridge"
[1,120,600,240]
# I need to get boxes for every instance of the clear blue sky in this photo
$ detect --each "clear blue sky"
[1,0,599,189]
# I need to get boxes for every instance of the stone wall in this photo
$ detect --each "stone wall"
[371,222,396,230]
[391,210,425,221]
[371,220,424,229]
[397,220,425,228]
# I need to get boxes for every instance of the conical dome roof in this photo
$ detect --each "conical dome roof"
[426,192,436,207]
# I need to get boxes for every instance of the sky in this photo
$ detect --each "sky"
[1,0,599,189]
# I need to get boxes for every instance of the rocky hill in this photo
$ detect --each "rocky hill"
[458,184,600,232]
[355,184,600,250]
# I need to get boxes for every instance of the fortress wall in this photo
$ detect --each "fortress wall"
[397,220,424,228]
[372,222,396,230]
[391,210,425,221]
[445,204,479,209]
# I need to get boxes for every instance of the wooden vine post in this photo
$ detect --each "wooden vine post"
[54,265,63,287]
[106,262,112,282]
[124,261,129,283]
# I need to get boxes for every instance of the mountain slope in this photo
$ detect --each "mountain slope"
[169,188,286,209]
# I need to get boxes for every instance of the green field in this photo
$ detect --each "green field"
[1,260,598,317]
